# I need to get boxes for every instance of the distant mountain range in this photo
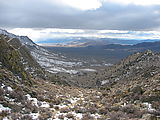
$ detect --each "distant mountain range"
[97,41,160,50]
[38,37,160,47]
[45,40,160,65]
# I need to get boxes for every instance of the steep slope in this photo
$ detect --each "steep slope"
[0,29,84,74]
[95,50,160,117]
[98,50,160,86]
[0,34,42,119]
[0,35,32,85]
[0,34,45,79]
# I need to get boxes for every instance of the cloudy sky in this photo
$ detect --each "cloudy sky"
[1,0,160,43]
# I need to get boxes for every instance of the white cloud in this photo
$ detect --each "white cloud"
[45,0,160,11]
[8,28,41,42]
[55,0,102,10]
[106,0,160,6]
[8,28,86,42]
[7,28,160,43]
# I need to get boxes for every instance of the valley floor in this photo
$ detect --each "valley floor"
[1,76,160,120]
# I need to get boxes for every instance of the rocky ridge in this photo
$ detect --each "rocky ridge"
[98,50,160,86]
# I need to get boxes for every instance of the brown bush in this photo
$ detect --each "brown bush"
[38,108,52,119]
[75,107,87,113]
[98,107,108,115]
[120,104,144,118]
[65,113,75,119]
[121,104,137,114]
[60,107,71,113]
[9,90,24,102]
[108,111,130,120]
[23,101,38,113]
[0,87,4,95]
[87,107,97,114]
[21,115,33,120]
[0,111,9,118]
[58,115,64,119]
[82,114,94,120]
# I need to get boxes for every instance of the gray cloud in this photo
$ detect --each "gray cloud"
[0,0,160,30]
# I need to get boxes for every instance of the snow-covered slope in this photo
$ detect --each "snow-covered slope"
[0,29,85,74]
[30,45,83,74]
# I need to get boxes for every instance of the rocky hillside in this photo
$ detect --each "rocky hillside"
[0,30,160,120]
[0,29,85,75]
[0,34,45,79]
[98,50,160,86]
[1,68,160,120]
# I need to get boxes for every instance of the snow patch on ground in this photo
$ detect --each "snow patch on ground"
[101,80,109,85]
[80,69,96,72]
[2,117,10,120]
[1,84,5,89]
[26,94,39,107]
[47,67,79,74]
[40,102,50,108]
[143,102,156,112]
[69,97,80,104]
[31,50,82,67]
[29,112,40,120]
[1,84,13,92]
[104,63,113,66]
[31,50,83,74]
[7,86,13,92]
[0,104,11,112]
[26,94,50,108]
